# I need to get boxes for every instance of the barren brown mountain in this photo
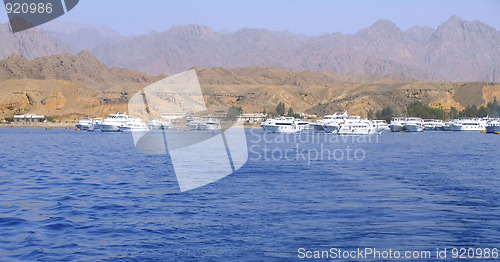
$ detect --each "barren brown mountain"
[2,53,498,122]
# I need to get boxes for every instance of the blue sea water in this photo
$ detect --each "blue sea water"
[0,128,499,261]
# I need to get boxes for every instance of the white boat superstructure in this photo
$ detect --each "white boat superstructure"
[118,118,149,132]
[390,117,424,132]
[198,118,222,131]
[373,120,390,132]
[100,112,129,132]
[261,117,308,133]
[87,118,103,131]
[75,117,93,130]
[336,119,383,135]
[423,119,444,131]
[403,117,424,132]
[148,119,172,130]
[442,120,455,131]
[449,118,487,131]
[314,112,360,133]
[486,119,500,133]
[389,117,405,132]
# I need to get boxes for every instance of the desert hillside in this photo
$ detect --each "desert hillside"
[0,53,499,121]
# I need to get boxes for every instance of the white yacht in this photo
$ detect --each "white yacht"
[390,117,424,132]
[441,120,455,131]
[403,117,424,132]
[261,117,308,133]
[389,117,406,132]
[423,119,444,131]
[118,118,149,132]
[87,118,103,131]
[198,118,222,131]
[100,112,129,132]
[337,119,383,135]
[148,119,172,130]
[449,118,487,131]
[314,112,360,133]
[485,119,500,133]
[373,120,390,132]
[186,117,202,130]
[75,117,93,130]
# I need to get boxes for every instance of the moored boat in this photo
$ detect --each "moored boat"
[118,118,149,132]
[389,117,405,132]
[403,118,424,132]
[100,112,129,132]
[337,119,383,135]
[449,118,487,131]
[314,112,360,133]
[485,119,500,133]
[261,117,308,133]
[423,119,444,131]
[75,117,93,130]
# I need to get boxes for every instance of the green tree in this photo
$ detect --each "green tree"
[367,109,374,120]
[487,97,500,117]
[224,106,243,121]
[476,106,490,118]
[375,106,394,122]
[406,101,446,119]
[287,107,294,117]
[460,105,478,118]
[45,116,55,123]
[276,102,286,116]
[449,107,458,119]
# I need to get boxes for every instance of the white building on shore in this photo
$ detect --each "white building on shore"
[238,113,266,123]
[14,114,45,123]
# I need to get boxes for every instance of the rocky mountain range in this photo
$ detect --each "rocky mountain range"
[90,16,500,82]
[0,50,164,88]
[1,16,499,82]
[0,52,165,120]
[0,23,67,60]
[1,53,498,121]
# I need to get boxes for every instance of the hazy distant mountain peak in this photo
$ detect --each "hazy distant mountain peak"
[3,17,499,82]
[405,25,434,43]
[169,24,215,36]
[356,19,401,37]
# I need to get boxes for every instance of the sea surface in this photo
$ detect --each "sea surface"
[0,128,499,261]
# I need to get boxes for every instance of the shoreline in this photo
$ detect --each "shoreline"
[0,122,77,128]
[0,123,262,129]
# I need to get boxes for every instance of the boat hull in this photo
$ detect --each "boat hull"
[100,124,121,132]
[75,124,91,130]
[337,129,380,135]
[450,125,485,131]
[486,125,500,133]
[118,126,149,132]
[404,124,424,132]
[389,124,403,132]
[313,124,326,132]
[261,124,302,133]
[324,124,340,133]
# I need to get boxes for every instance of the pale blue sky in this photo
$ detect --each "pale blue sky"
[1,0,499,35]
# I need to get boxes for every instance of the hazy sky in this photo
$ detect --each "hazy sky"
[1,0,499,35]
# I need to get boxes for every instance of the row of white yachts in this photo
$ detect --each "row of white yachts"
[77,111,500,134]
[75,112,223,132]
[260,112,500,134]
